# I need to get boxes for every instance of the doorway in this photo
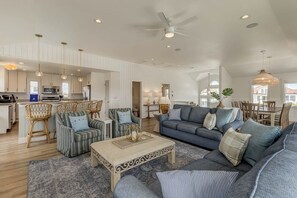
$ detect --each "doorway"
[132,81,141,117]
[105,80,110,117]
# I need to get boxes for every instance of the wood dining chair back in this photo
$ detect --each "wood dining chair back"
[276,102,292,129]
[263,101,276,109]
[242,102,260,122]
[231,101,240,108]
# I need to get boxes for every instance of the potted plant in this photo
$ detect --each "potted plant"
[210,88,233,108]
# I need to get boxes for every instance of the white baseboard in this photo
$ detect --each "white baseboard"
[18,134,54,144]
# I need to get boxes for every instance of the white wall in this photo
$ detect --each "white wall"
[220,66,233,107]
[90,72,106,118]
[232,72,297,122]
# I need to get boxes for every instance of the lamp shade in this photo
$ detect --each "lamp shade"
[159,96,170,104]
[252,69,279,86]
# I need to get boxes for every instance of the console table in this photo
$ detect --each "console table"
[143,104,160,118]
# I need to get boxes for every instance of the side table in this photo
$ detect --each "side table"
[95,117,113,140]
[153,113,162,133]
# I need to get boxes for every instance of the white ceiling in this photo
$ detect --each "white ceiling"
[0,0,297,77]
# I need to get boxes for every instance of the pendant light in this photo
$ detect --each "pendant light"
[4,64,17,70]
[78,49,83,82]
[35,34,43,77]
[60,42,67,80]
[252,50,279,86]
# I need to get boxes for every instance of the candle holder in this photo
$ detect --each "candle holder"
[125,125,141,142]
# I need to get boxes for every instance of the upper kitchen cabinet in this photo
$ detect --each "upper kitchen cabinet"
[0,67,8,92]
[41,74,61,87]
[17,71,27,93]
[71,77,82,93]
[8,71,18,92]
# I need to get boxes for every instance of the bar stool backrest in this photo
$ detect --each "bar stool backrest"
[76,101,92,112]
[57,102,77,113]
[25,103,52,120]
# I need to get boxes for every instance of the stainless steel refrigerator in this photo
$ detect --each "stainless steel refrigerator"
[82,85,91,100]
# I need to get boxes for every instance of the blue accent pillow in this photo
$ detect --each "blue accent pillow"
[69,114,90,132]
[117,111,132,124]
[240,119,281,166]
[157,170,238,198]
[168,108,181,120]
[216,108,233,132]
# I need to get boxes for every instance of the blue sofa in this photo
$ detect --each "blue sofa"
[159,104,243,150]
[114,123,297,198]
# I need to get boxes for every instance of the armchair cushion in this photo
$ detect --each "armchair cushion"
[117,111,132,124]
[74,128,101,141]
[69,114,90,132]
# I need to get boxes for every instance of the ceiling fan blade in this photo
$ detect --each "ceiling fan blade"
[176,16,198,26]
[158,12,170,27]
[175,31,189,37]
[144,27,163,31]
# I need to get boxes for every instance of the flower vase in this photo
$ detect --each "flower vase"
[217,101,225,108]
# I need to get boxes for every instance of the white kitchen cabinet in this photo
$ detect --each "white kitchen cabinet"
[41,74,61,87]
[8,70,18,92]
[41,74,52,86]
[52,74,62,86]
[0,104,12,134]
[0,67,8,92]
[71,77,82,93]
[17,71,27,92]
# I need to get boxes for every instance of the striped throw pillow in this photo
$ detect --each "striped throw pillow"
[203,112,216,130]
[157,170,238,198]
[219,128,251,166]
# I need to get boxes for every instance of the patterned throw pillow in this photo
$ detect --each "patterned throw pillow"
[117,111,132,124]
[168,108,181,120]
[219,128,251,166]
[157,170,238,198]
[69,114,90,132]
[203,113,216,130]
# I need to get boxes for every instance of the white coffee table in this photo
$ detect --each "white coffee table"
[90,132,175,191]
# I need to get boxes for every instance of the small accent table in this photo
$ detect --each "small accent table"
[95,117,113,140]
[153,113,162,133]
[143,104,160,118]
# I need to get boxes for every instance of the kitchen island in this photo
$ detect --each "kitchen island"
[0,103,13,134]
[18,101,82,144]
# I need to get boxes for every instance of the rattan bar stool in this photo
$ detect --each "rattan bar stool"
[76,101,92,112]
[90,100,103,119]
[25,103,52,148]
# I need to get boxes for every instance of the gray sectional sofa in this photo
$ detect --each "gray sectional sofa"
[159,104,243,150]
[114,123,297,198]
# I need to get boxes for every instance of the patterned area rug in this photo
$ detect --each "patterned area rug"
[28,140,209,198]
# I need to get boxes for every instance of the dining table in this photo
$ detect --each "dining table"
[258,106,282,126]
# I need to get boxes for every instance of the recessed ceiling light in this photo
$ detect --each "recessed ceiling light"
[19,62,24,65]
[246,23,259,28]
[94,19,102,24]
[166,45,171,48]
[151,58,154,61]
[77,69,81,72]
[240,15,249,20]
[22,68,27,71]
[71,73,74,76]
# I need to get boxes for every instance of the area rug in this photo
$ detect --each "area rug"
[28,140,209,198]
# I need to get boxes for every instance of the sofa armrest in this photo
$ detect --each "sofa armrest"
[223,120,244,133]
[131,114,142,126]
[159,114,169,122]
[89,119,104,131]
[114,176,159,198]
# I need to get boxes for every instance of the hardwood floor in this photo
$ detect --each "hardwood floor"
[0,118,157,198]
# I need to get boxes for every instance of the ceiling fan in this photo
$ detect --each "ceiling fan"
[144,12,198,39]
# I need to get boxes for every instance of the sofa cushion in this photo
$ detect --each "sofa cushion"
[215,108,233,132]
[188,107,211,124]
[223,107,240,122]
[162,120,184,130]
[176,122,202,134]
[74,127,100,141]
[219,128,251,166]
[173,104,192,121]
[240,119,281,166]
[204,150,252,173]
[203,113,216,130]
[196,128,223,141]
[168,108,181,120]
[157,170,238,198]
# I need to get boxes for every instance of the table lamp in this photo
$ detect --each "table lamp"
[159,96,171,114]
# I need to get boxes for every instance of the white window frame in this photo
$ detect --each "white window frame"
[29,81,39,94]
[284,83,297,106]
[251,85,268,104]
[62,82,69,98]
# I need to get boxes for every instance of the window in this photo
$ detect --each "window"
[252,85,268,104]
[284,83,297,106]
[210,81,219,86]
[30,81,39,94]
[62,82,69,98]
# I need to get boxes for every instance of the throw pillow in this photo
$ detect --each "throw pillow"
[215,108,233,132]
[223,107,240,122]
[117,111,132,124]
[168,108,181,120]
[240,119,281,166]
[69,114,90,132]
[219,128,251,166]
[203,112,216,130]
[157,170,238,198]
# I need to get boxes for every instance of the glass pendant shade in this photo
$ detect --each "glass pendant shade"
[35,70,43,77]
[61,74,67,80]
[252,69,279,86]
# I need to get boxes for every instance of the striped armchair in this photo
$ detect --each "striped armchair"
[109,108,142,138]
[56,111,104,157]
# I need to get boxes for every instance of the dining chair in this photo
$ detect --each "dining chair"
[275,102,292,129]
[263,101,276,108]
[241,102,262,122]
